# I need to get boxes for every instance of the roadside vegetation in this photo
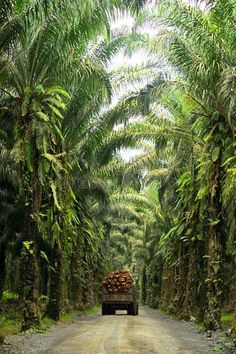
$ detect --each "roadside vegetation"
[0,0,235,349]
[0,290,100,340]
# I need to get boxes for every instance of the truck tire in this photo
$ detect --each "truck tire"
[133,303,138,315]
[132,303,136,316]
[127,305,131,315]
[127,304,135,315]
[106,305,111,315]
[102,303,107,315]
[106,305,115,315]
[110,308,116,315]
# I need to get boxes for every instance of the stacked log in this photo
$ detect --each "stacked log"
[102,269,134,294]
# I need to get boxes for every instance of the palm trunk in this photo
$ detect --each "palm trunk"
[141,266,147,304]
[47,241,64,320]
[21,210,40,330]
[160,264,175,310]
[147,268,159,308]
[20,135,42,329]
[83,269,95,307]
[204,226,223,330]
[70,232,84,309]
[232,314,236,337]
[204,139,224,330]
[183,242,199,319]
[174,244,189,315]
[0,243,6,298]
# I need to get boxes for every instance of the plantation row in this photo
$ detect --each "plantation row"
[0,0,235,336]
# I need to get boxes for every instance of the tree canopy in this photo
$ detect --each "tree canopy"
[0,0,236,337]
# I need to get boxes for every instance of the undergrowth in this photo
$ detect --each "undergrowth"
[0,291,100,340]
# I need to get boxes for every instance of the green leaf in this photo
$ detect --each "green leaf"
[212,147,220,162]
[177,223,185,235]
[40,251,49,263]
[53,124,64,141]
[48,104,64,120]
[50,181,62,211]
[43,153,58,164]
[44,97,66,110]
[43,159,51,173]
[204,133,212,142]
[23,241,34,254]
[36,111,49,122]
[196,186,209,200]
[196,234,202,241]
[227,168,236,174]
[47,86,71,99]
[209,219,220,226]
[223,155,236,166]
[23,140,34,173]
[69,187,76,202]
[52,221,62,239]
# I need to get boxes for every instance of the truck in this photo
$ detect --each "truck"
[102,285,139,315]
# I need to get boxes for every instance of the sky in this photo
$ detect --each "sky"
[108,5,161,162]
[109,0,207,162]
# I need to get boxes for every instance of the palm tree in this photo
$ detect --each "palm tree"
[0,139,18,298]
[128,0,236,330]
[0,0,148,328]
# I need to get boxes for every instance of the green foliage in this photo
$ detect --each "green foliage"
[221,313,235,328]
[22,241,34,255]
[1,291,18,302]
[212,333,234,353]
[0,311,21,337]
[60,306,100,321]
[38,317,55,333]
[0,0,236,336]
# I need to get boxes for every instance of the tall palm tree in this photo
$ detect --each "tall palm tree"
[0,0,148,328]
[128,0,236,330]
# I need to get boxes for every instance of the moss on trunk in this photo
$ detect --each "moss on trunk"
[46,242,64,320]
[204,230,223,330]
[70,232,84,310]
[21,241,40,330]
[141,267,147,304]
[0,244,6,299]
[204,138,224,331]
[182,242,199,319]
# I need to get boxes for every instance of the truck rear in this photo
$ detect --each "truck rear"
[102,285,138,315]
[101,269,138,316]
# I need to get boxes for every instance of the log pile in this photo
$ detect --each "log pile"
[102,269,134,294]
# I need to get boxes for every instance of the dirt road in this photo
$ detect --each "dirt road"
[1,306,213,354]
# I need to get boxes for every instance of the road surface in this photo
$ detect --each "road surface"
[1,306,213,354]
[44,307,212,354]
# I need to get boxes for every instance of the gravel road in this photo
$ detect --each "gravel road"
[1,306,214,354]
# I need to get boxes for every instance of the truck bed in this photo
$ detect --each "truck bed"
[102,287,134,303]
[102,286,138,315]
[103,293,134,303]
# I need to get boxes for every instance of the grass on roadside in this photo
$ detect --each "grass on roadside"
[0,295,101,340]
[195,312,234,331]
[194,313,235,353]
[1,291,18,302]
[60,305,100,322]
[196,321,204,330]
[221,313,234,329]
[0,310,21,338]
[81,305,100,316]
[0,292,21,339]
